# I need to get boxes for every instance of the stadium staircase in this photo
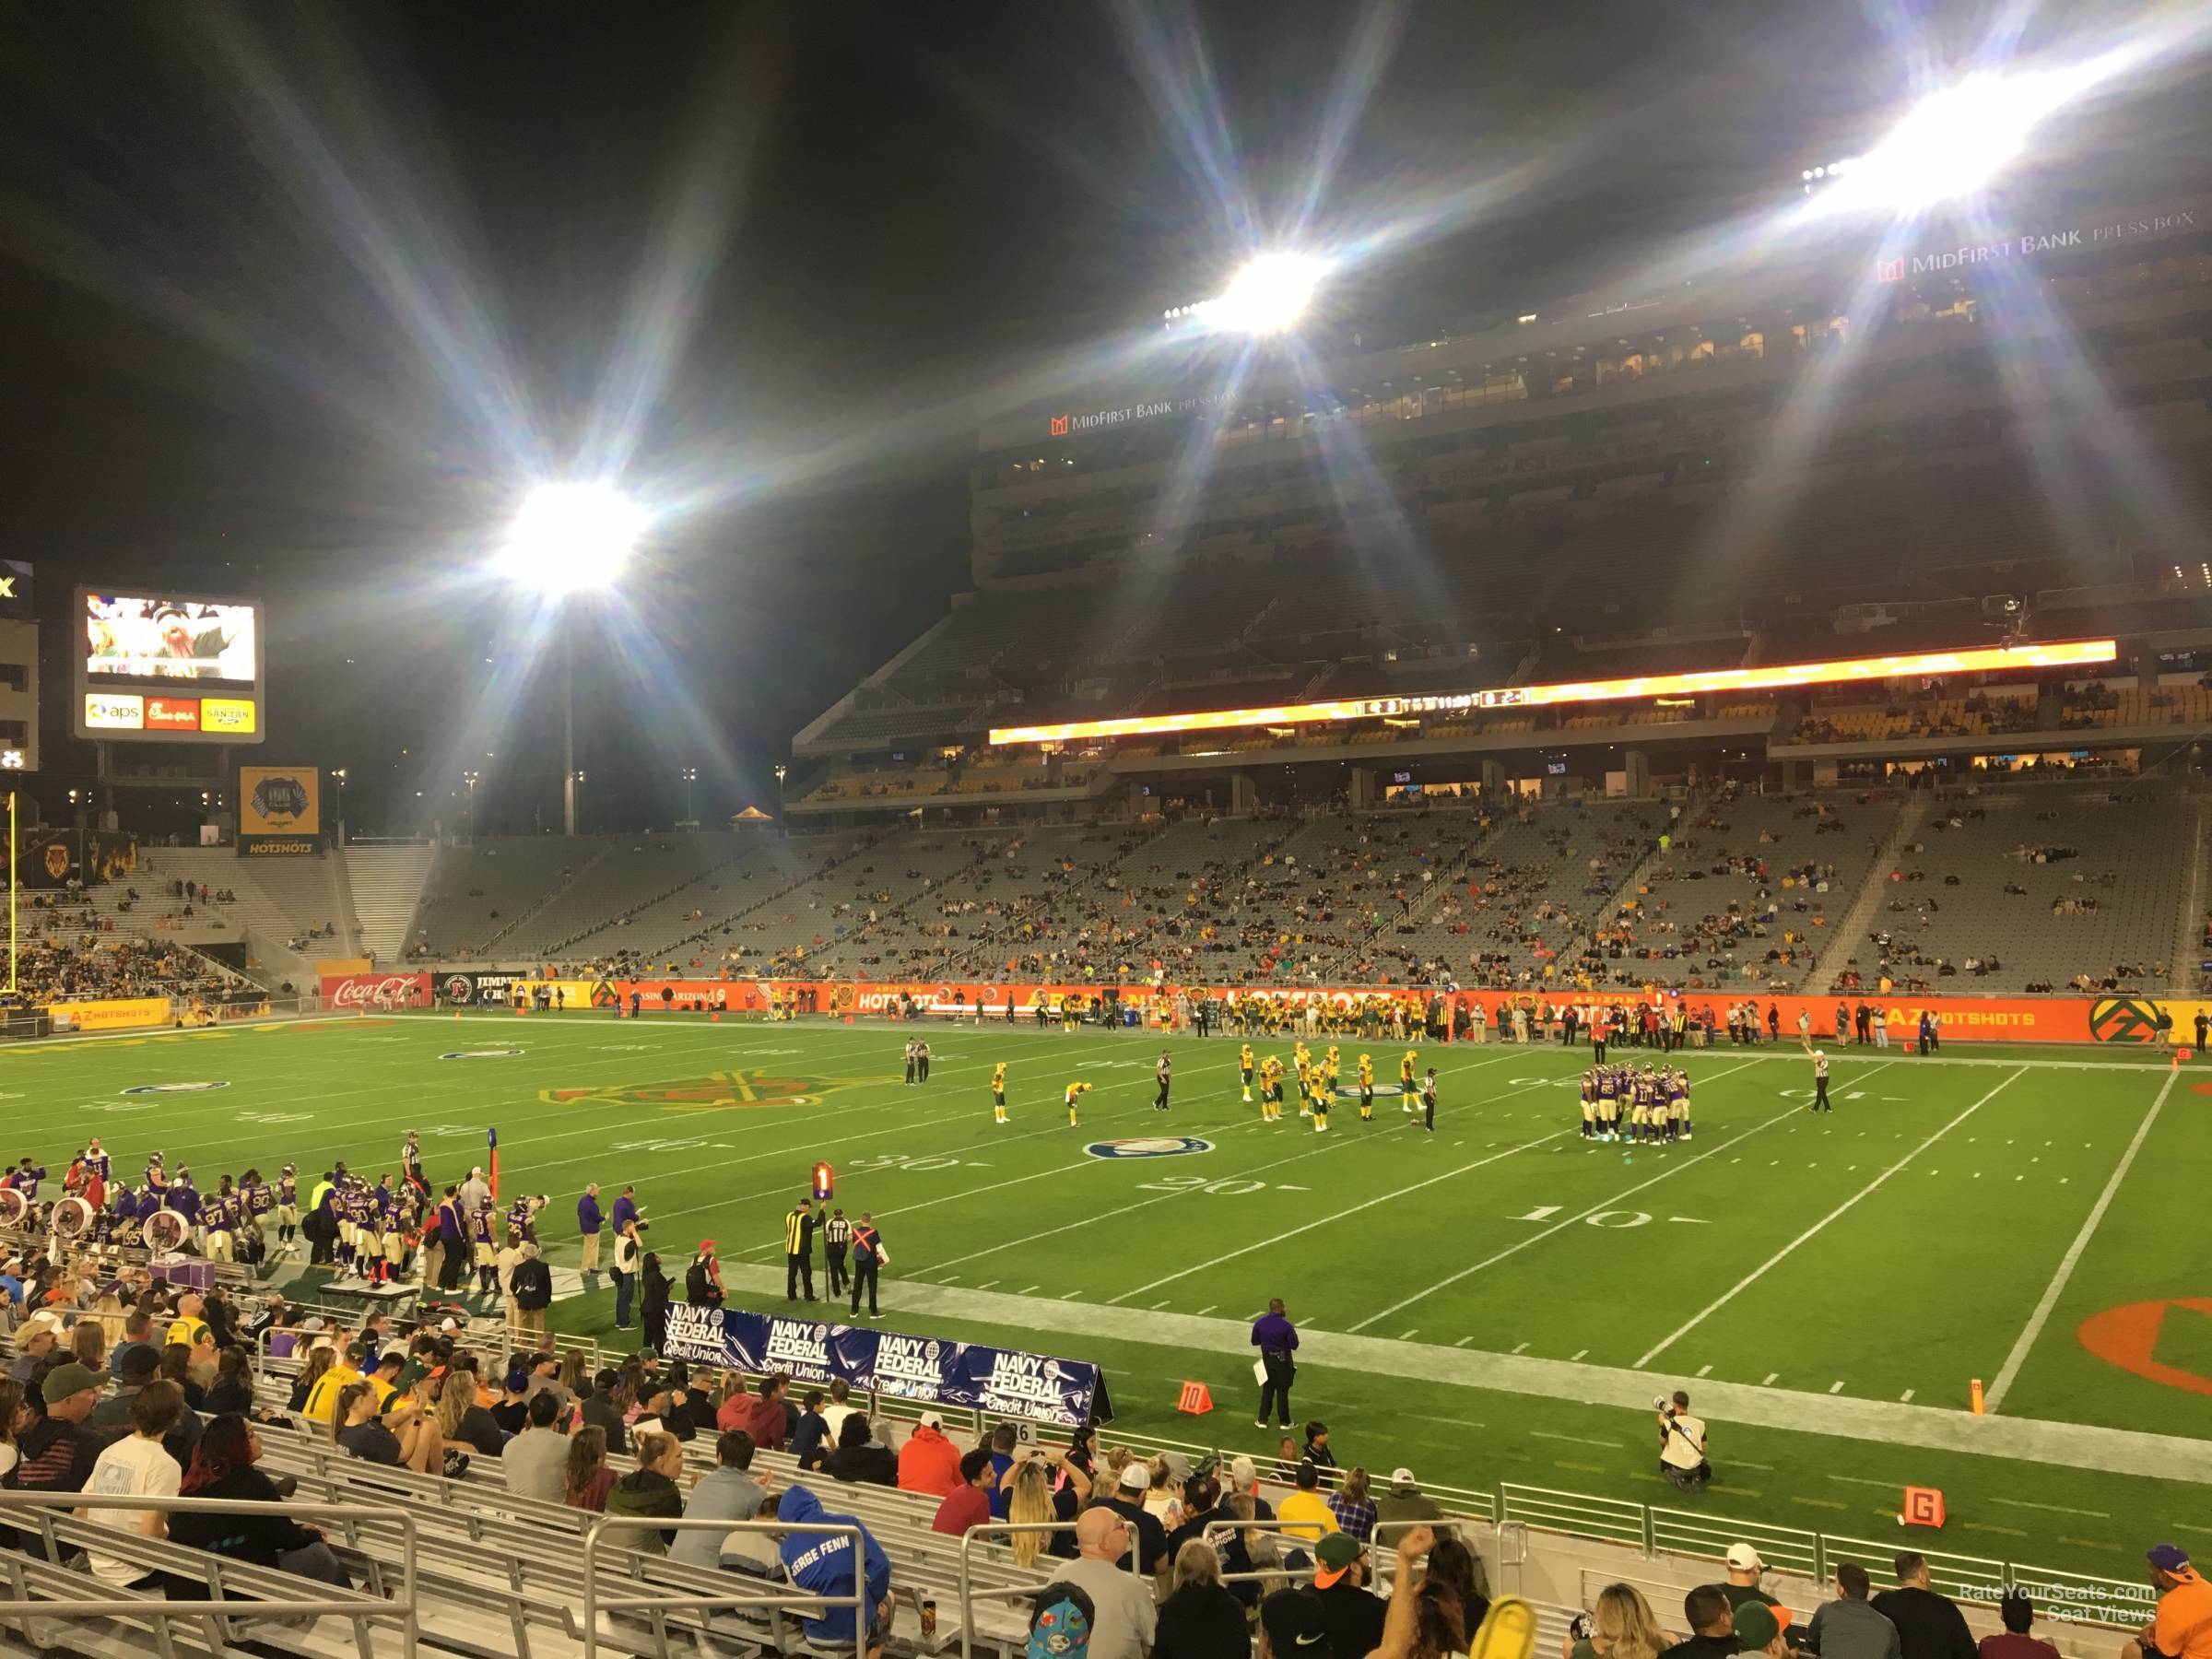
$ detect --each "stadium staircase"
[652,831,878,961]
[2167,797,2206,994]
[1821,794,1927,989]
[144,847,347,993]
[476,839,615,956]
[344,841,438,966]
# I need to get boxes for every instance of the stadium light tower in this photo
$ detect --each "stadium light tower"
[1166,251,1332,337]
[1811,69,2089,215]
[495,480,646,834]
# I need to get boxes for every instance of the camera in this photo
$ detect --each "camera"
[1653,1394,1672,1413]
[1571,1614,1594,1641]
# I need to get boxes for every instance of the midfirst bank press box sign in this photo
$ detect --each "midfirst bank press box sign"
[659,1305,1111,1427]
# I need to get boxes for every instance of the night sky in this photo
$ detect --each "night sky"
[2,3,2200,835]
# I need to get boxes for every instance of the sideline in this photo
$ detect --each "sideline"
[702,1261,2212,1486]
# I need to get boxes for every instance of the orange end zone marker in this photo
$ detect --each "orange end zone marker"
[1901,1486,1946,1527]
[1969,1377,1985,1414]
[1175,1381,1213,1416]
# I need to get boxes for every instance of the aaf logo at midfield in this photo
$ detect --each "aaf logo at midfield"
[543,1066,827,1112]
[1084,1135,1215,1160]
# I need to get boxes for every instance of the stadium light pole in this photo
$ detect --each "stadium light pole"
[494,481,647,836]
[680,765,698,827]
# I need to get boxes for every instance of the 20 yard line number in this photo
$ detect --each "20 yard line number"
[1137,1174,1272,1196]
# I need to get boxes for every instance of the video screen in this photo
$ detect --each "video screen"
[83,594,258,685]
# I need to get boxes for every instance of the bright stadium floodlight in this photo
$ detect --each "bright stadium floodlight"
[1824,70,2083,214]
[1207,252,1330,335]
[496,480,646,597]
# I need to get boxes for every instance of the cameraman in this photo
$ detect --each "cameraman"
[1656,1389,1710,1490]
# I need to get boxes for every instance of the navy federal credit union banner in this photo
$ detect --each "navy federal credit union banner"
[658,1304,1111,1427]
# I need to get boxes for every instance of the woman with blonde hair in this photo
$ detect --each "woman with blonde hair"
[1567,1582,1674,1659]
[1004,1458,1058,1568]
[1141,1454,1184,1533]
[288,1345,335,1415]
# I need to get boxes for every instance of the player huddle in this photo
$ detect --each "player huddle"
[1578,1062,1693,1145]
[979,1041,1437,1133]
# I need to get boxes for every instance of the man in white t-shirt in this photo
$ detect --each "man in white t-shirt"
[80,1379,186,1587]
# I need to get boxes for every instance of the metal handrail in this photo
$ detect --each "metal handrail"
[581,1514,869,1659]
[0,1488,417,1655]
[956,1519,1146,1659]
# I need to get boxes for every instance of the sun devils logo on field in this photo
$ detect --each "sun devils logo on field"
[250,773,312,826]
[543,1067,825,1112]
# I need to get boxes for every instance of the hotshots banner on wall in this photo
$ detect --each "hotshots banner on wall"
[542,975,2212,1046]
[657,1304,1111,1428]
[238,766,321,854]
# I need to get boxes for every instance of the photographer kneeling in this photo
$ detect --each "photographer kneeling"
[1655,1390,1710,1491]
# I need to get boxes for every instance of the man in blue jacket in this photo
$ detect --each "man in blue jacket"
[776,1484,892,1654]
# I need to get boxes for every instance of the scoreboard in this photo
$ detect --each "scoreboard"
[72,588,265,745]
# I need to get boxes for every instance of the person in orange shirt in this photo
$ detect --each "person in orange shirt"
[895,1410,962,1497]
[2131,1545,2212,1659]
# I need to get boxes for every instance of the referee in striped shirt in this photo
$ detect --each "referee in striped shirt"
[821,1207,852,1298]
[783,1197,818,1301]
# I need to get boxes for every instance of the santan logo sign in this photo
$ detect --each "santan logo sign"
[1876,210,2198,282]
[1048,395,1212,437]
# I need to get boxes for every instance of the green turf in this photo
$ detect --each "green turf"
[12,1011,2209,1584]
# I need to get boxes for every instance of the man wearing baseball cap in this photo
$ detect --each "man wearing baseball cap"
[1258,1584,1334,1657]
[1723,1544,1794,1634]
[1735,1602,1788,1658]
[1373,1465,1444,1549]
[1312,1532,1385,1656]
[6,1310,64,1382]
[13,1362,109,1500]
[2134,1545,2212,1659]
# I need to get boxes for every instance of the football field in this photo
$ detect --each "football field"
[15,1009,2212,1583]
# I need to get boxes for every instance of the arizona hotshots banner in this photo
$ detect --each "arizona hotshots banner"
[658,1303,1111,1428]
[238,766,321,855]
[546,975,2212,1048]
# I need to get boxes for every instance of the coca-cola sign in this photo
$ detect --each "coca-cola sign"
[321,971,430,1010]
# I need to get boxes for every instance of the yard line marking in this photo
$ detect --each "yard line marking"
[1153,1300,1175,1311]
[1530,1430,1618,1448]
[1571,1348,1588,1361]
[1695,1365,1712,1378]
[1457,1337,1477,1347]
[1994,1497,2110,1518]
[1961,1523,2030,1538]
[1059,1289,1083,1300]
[1511,1342,1530,1354]
[1194,1305,1215,1317]
[1105,1120,1574,1308]
[1829,1381,1845,1394]
[974,1280,998,1291]
[1346,1056,1806,1335]
[1900,1389,1914,1403]
[1827,1474,1901,1489]
[1762,1372,1780,1385]
[1400,1329,1419,1341]
[1018,1285,1040,1295]
[1633,1067,2022,1370]
[1987,1067,2178,1413]
[938,1275,959,1285]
